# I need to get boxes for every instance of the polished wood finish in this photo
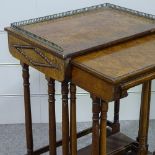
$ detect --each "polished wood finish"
[72,34,155,101]
[47,77,57,155]
[6,3,155,58]
[72,34,155,83]
[7,34,65,81]
[100,100,108,155]
[72,66,115,102]
[61,81,69,155]
[71,35,155,154]
[70,83,77,155]
[21,63,33,155]
[137,81,151,155]
[91,96,101,155]
[5,4,155,155]
[4,15,155,83]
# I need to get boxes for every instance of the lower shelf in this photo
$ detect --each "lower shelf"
[77,132,152,155]
[127,151,152,155]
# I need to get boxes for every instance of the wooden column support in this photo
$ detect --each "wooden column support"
[100,100,108,155]
[70,83,77,155]
[47,77,57,155]
[61,81,70,155]
[137,81,151,155]
[91,95,101,155]
[112,99,120,134]
[21,63,33,155]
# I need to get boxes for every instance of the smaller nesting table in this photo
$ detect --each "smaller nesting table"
[72,33,155,155]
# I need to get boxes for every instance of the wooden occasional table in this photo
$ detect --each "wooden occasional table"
[72,34,155,155]
[5,3,155,155]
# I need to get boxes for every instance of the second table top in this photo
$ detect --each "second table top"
[72,34,155,85]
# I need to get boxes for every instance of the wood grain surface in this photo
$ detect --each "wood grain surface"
[72,34,155,84]
[11,7,155,58]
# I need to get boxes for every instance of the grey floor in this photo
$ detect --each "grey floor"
[0,120,154,155]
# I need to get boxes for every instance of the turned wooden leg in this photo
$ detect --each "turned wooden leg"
[47,77,56,155]
[100,100,108,155]
[61,81,69,155]
[70,83,77,155]
[91,95,101,155]
[21,63,33,155]
[137,81,151,155]
[112,99,120,133]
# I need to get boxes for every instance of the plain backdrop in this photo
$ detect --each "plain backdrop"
[0,0,155,124]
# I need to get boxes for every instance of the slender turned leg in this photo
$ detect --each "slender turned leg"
[100,100,108,155]
[61,81,69,155]
[21,63,33,155]
[47,77,56,155]
[91,95,101,155]
[112,99,120,133]
[70,83,77,155]
[137,81,151,155]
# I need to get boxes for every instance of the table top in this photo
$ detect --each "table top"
[8,3,155,59]
[5,3,155,100]
[72,34,155,85]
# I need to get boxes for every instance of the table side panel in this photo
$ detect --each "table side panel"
[71,66,116,102]
[8,33,66,81]
[72,60,155,102]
